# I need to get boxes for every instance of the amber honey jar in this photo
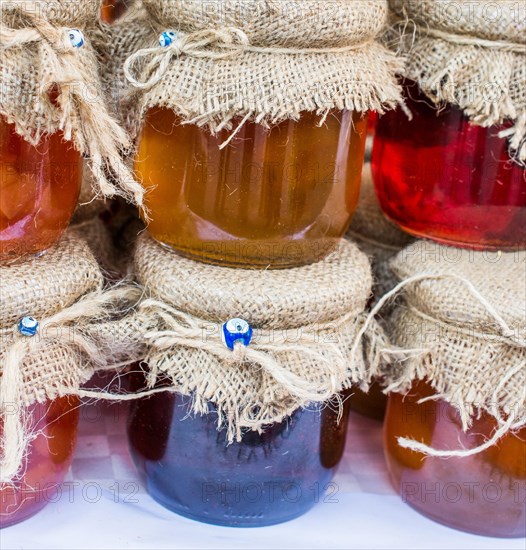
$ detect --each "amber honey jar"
[0,118,82,263]
[128,385,351,527]
[135,109,368,268]
[0,397,79,528]
[372,81,526,250]
[101,0,128,23]
[384,381,526,538]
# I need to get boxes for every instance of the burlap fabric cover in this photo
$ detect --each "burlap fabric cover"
[132,234,387,442]
[389,0,526,163]
[0,228,138,482]
[347,164,414,299]
[0,0,144,205]
[72,168,111,225]
[385,240,525,439]
[122,0,403,136]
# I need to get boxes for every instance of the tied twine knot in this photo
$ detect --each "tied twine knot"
[0,1,145,209]
[0,287,139,484]
[366,273,526,458]
[139,299,355,404]
[124,26,373,91]
[124,27,250,90]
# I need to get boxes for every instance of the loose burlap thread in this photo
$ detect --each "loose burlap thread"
[0,1,145,206]
[377,240,526,457]
[120,0,403,140]
[0,229,142,483]
[388,0,526,163]
[127,234,391,443]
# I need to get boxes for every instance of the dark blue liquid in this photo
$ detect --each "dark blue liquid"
[127,392,349,527]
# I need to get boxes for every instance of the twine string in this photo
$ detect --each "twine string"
[0,286,140,483]
[124,26,373,90]
[0,1,146,209]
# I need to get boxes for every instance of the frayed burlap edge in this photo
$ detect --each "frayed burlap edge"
[0,285,142,483]
[0,4,145,207]
[122,26,404,139]
[124,298,390,443]
[387,18,526,163]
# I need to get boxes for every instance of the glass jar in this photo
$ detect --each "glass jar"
[348,381,386,421]
[0,118,82,262]
[135,109,368,268]
[384,381,526,538]
[101,0,128,23]
[128,389,351,527]
[372,81,526,250]
[0,397,80,528]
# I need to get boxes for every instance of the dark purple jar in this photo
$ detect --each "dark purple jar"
[127,389,350,527]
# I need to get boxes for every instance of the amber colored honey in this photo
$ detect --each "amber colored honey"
[135,108,368,268]
[0,397,79,528]
[0,118,82,263]
[384,381,526,538]
[101,0,127,23]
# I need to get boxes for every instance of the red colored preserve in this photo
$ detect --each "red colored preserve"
[0,118,82,262]
[372,81,526,250]
[0,397,79,528]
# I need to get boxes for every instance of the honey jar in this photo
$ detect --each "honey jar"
[135,109,368,268]
[384,381,526,538]
[101,0,129,23]
[0,118,82,262]
[0,397,79,528]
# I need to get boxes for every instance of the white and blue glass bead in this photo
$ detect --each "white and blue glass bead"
[159,30,178,47]
[18,316,39,337]
[68,29,85,48]
[221,318,253,351]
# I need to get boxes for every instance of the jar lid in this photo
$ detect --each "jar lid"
[392,0,525,44]
[134,233,372,328]
[1,0,100,28]
[390,240,526,338]
[142,0,388,48]
[0,229,104,329]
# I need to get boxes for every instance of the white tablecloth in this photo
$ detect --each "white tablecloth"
[3,402,525,549]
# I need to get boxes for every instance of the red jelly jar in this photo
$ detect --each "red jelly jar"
[384,381,526,538]
[0,118,83,262]
[372,81,526,250]
[128,390,350,527]
[0,397,79,528]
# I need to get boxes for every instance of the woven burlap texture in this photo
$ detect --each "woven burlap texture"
[385,240,525,436]
[389,0,526,162]
[122,0,403,137]
[347,163,414,300]
[0,231,103,329]
[133,234,388,441]
[0,227,142,482]
[0,1,144,205]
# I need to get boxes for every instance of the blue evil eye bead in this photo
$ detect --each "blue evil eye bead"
[68,29,84,48]
[18,316,39,337]
[159,30,177,47]
[221,318,253,351]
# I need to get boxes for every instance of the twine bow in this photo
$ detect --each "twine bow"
[0,1,145,209]
[139,299,351,404]
[124,26,373,91]
[0,286,140,483]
